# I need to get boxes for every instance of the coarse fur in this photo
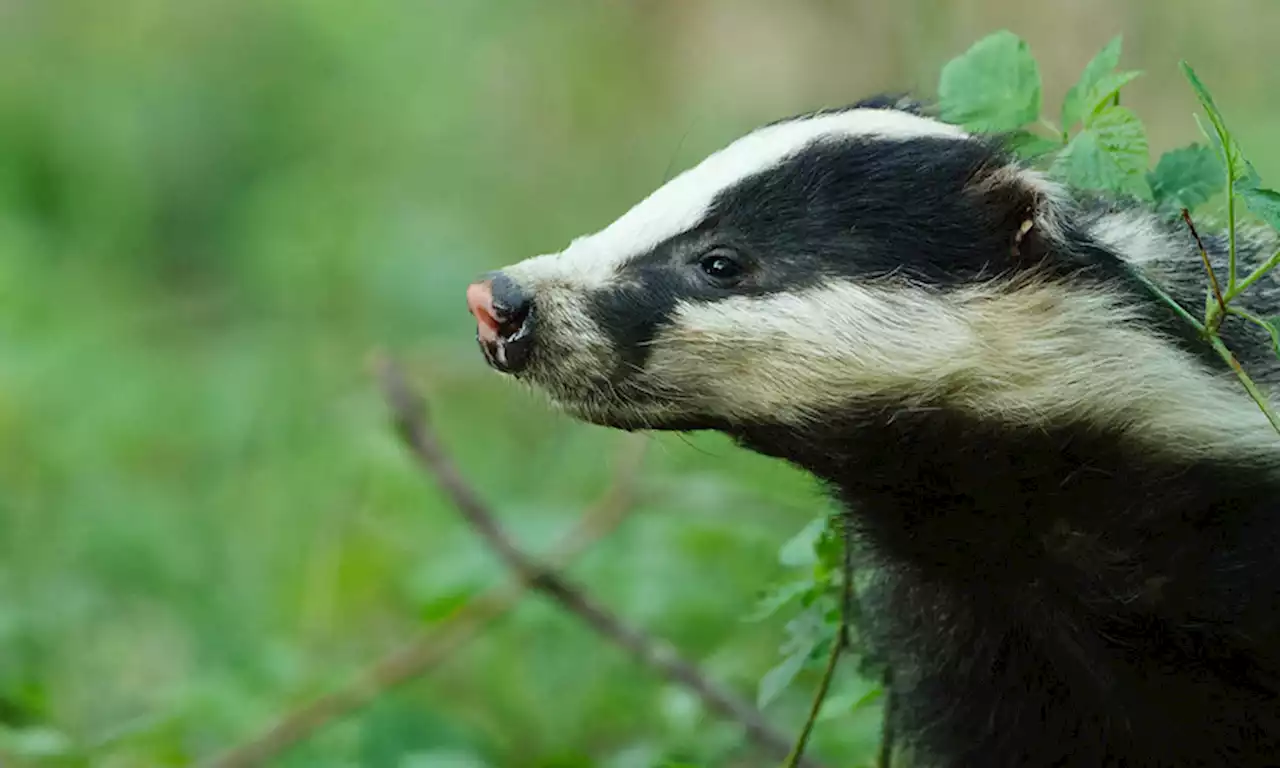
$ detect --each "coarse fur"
[470,97,1280,766]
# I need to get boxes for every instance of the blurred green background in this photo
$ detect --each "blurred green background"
[1,1,1277,766]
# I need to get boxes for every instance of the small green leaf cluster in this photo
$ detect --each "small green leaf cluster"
[747,515,883,720]
[938,30,1280,429]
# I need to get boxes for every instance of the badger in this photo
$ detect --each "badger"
[463,97,1280,766]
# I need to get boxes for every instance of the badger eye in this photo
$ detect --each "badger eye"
[697,250,745,283]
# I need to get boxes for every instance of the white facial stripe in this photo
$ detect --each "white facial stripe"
[649,280,1280,457]
[505,108,970,290]
[1088,209,1180,267]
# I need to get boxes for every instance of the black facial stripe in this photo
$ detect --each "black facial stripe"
[586,266,685,377]
[581,125,1237,383]
[706,135,1040,285]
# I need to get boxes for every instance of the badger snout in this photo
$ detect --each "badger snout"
[466,272,535,373]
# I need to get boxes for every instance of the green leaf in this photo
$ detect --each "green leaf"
[938,30,1042,132]
[1079,70,1143,125]
[1237,185,1280,232]
[1183,62,1248,185]
[1051,105,1150,197]
[816,685,886,722]
[1148,143,1220,211]
[1061,37,1142,130]
[757,598,839,708]
[743,579,812,622]
[778,517,825,567]
[1005,130,1061,161]
[1061,36,1121,129]
[757,647,808,709]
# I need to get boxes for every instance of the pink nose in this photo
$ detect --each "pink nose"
[466,280,502,344]
[466,274,535,373]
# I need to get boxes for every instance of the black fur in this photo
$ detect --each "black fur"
[731,406,1280,766]
[503,98,1280,765]
[593,126,1237,377]
[665,126,1280,763]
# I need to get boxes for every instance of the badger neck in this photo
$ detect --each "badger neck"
[729,409,1280,577]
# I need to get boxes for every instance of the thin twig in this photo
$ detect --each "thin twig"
[878,667,896,768]
[1182,208,1227,328]
[373,356,818,767]
[1225,249,1280,305]
[199,376,648,768]
[781,515,856,767]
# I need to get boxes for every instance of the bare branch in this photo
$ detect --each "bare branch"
[1183,208,1227,328]
[204,355,819,768]
[372,355,820,767]
[199,378,647,768]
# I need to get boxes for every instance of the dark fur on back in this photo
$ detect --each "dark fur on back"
[730,213,1280,766]
[735,409,1280,766]
[737,98,1280,765]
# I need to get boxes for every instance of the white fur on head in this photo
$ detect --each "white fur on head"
[503,108,970,291]
[647,278,1280,459]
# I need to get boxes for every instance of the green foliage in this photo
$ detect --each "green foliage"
[1059,37,1143,133]
[935,29,1280,237]
[1148,144,1220,212]
[938,31,1042,133]
[747,514,883,756]
[1052,105,1150,197]
[1238,185,1280,231]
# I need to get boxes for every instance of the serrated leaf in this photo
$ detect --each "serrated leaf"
[1183,62,1249,188]
[1061,36,1122,129]
[1182,61,1229,138]
[781,601,834,657]
[816,679,885,722]
[758,599,838,708]
[938,30,1041,132]
[743,579,813,622]
[1051,105,1149,197]
[757,649,808,709]
[1079,70,1143,126]
[1149,143,1220,212]
[1238,185,1280,232]
[1005,130,1062,161]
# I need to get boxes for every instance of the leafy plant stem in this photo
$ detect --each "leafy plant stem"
[878,667,896,768]
[1207,249,1280,330]
[781,517,855,768]
[1227,176,1239,291]
[1206,335,1280,434]
[1225,250,1280,305]
[1128,268,1206,333]
[1228,306,1280,356]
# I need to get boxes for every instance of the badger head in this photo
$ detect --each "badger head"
[465,99,1278,456]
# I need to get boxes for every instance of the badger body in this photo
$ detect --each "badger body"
[465,98,1280,766]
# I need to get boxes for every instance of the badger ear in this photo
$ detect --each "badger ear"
[966,160,1064,265]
